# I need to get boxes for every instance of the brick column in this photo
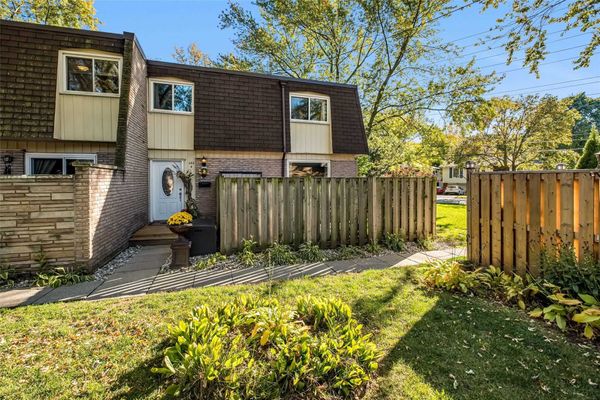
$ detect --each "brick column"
[73,163,91,270]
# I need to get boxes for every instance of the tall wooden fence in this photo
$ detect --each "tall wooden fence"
[468,170,600,277]
[217,177,436,253]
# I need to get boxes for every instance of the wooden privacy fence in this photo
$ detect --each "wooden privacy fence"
[217,177,436,253]
[468,170,600,277]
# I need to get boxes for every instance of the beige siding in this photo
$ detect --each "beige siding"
[442,166,466,185]
[147,113,194,150]
[54,94,119,141]
[290,122,332,154]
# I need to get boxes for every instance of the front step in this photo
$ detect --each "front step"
[130,224,177,246]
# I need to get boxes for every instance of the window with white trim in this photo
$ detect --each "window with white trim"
[290,95,328,122]
[288,161,330,177]
[150,80,194,113]
[64,53,121,95]
[449,167,464,179]
[26,153,96,175]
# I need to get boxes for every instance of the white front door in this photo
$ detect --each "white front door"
[150,160,185,222]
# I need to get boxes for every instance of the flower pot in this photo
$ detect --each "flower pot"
[168,223,192,236]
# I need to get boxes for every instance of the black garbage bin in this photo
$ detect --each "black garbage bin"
[184,218,218,256]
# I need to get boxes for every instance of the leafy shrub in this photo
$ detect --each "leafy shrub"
[239,238,258,267]
[336,245,367,260]
[422,260,482,293]
[152,295,380,399]
[530,292,600,339]
[417,236,435,251]
[382,233,405,252]
[297,241,324,263]
[365,241,382,255]
[194,253,226,270]
[480,266,540,309]
[34,266,93,288]
[265,242,297,266]
[540,245,600,297]
[0,269,14,288]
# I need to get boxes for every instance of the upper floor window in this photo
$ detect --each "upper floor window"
[150,80,194,113]
[64,53,121,95]
[290,94,328,123]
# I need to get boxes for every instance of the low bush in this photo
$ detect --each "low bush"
[382,233,405,252]
[0,269,14,288]
[152,295,380,399]
[296,241,324,263]
[239,238,259,268]
[417,236,435,251]
[194,253,226,270]
[336,245,367,260]
[422,260,600,341]
[265,242,297,266]
[540,245,600,297]
[34,266,93,288]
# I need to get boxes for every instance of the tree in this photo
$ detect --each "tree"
[0,0,99,29]
[569,93,600,150]
[173,43,214,67]
[218,0,496,139]
[576,126,600,169]
[480,0,599,74]
[455,95,580,171]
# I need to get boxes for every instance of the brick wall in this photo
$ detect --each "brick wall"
[0,149,25,175]
[0,175,75,273]
[196,156,283,218]
[331,160,358,177]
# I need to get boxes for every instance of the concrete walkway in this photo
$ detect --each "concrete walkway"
[0,246,465,308]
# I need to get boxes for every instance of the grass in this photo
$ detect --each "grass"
[1,267,599,400]
[436,203,467,245]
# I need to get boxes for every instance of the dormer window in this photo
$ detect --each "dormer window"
[150,80,194,114]
[290,94,329,123]
[63,52,121,95]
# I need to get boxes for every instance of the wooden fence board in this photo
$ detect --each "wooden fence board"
[218,177,435,252]
[469,170,599,277]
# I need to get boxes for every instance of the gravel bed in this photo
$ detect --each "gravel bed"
[93,246,142,280]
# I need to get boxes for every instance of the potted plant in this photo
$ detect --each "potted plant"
[167,211,193,268]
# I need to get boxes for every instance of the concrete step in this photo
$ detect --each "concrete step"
[130,224,177,246]
[130,237,175,246]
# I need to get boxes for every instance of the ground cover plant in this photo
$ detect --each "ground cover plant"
[423,259,600,341]
[153,295,379,399]
[1,267,599,399]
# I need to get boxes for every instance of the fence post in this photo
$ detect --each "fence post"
[465,161,477,261]
[368,177,381,243]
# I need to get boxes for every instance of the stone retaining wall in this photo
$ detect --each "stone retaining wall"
[0,175,76,273]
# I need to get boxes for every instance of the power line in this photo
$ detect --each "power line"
[487,79,600,96]
[479,44,587,69]
[488,76,600,95]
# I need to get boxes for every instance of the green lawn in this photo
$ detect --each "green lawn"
[1,267,599,399]
[437,203,467,245]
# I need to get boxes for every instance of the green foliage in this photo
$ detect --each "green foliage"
[365,241,382,255]
[540,246,600,297]
[194,253,227,271]
[296,242,324,263]
[382,233,405,252]
[336,245,367,260]
[34,266,93,288]
[0,0,99,29]
[0,269,14,288]
[570,94,600,150]
[480,266,539,309]
[530,292,600,339]
[417,236,435,251]
[576,126,600,169]
[152,295,380,399]
[481,0,600,72]
[265,242,297,266]
[422,260,482,294]
[456,95,580,171]
[239,238,258,268]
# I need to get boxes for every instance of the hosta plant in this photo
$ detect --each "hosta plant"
[422,260,483,294]
[152,295,380,399]
[34,266,93,288]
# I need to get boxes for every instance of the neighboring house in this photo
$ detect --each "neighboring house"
[437,164,466,190]
[0,20,368,221]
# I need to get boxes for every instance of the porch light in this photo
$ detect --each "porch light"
[465,160,476,170]
[556,163,567,170]
[199,156,208,178]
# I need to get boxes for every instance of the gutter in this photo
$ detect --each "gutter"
[280,81,288,176]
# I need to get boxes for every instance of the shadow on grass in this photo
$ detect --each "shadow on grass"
[107,340,169,400]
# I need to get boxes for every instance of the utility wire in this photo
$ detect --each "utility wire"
[479,44,587,69]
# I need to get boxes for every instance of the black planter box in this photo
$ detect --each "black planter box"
[184,218,218,256]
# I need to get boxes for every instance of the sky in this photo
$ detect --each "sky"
[94,0,600,102]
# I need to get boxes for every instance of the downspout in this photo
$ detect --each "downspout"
[280,81,288,176]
